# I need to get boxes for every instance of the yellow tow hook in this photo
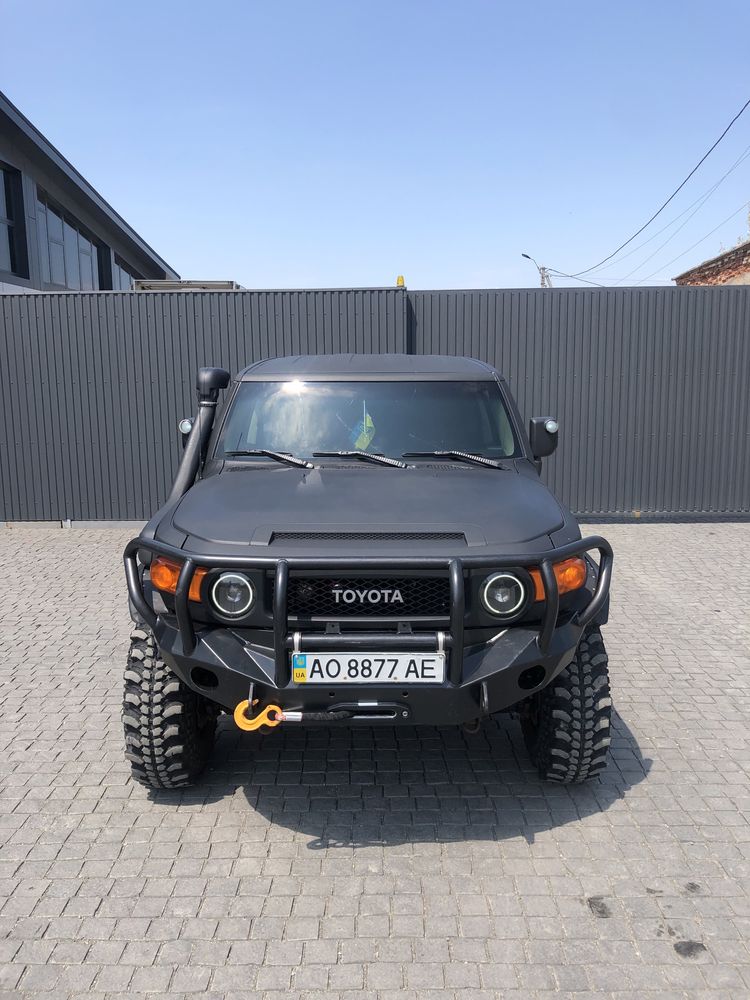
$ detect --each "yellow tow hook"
[233,699,284,732]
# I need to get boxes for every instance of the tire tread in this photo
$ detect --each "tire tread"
[522,627,612,783]
[122,629,216,789]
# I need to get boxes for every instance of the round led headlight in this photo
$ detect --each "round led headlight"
[481,572,526,618]
[211,572,255,617]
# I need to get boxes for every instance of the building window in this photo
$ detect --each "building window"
[0,166,25,277]
[112,257,137,290]
[36,192,100,290]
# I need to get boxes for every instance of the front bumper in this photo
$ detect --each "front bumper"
[124,536,613,726]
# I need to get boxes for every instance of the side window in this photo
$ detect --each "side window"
[0,166,26,278]
[112,257,138,290]
[36,193,102,290]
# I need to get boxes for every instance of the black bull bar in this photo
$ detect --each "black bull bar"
[124,535,613,688]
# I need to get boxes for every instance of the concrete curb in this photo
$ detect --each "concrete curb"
[2,520,146,530]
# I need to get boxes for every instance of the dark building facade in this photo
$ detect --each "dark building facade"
[0,91,178,293]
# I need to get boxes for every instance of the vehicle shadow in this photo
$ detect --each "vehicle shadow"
[159,708,652,848]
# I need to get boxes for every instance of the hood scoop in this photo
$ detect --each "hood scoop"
[270,529,467,543]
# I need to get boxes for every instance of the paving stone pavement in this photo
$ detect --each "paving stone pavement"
[1,523,749,999]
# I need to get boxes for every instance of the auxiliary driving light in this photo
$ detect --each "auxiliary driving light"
[481,572,527,618]
[211,572,255,617]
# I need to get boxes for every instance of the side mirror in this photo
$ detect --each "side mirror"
[529,417,559,460]
[178,416,194,449]
[197,366,230,400]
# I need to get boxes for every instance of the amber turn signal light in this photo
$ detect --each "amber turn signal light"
[150,556,207,603]
[529,557,587,602]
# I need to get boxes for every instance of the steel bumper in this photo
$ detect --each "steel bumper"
[124,535,613,726]
[153,614,585,724]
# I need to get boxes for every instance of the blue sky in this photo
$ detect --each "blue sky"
[4,0,750,288]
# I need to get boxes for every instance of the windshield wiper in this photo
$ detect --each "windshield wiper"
[313,450,406,468]
[225,449,314,469]
[403,450,509,470]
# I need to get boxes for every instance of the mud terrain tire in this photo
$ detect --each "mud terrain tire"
[521,627,611,782]
[122,628,217,789]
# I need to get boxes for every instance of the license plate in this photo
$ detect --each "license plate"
[291,652,445,684]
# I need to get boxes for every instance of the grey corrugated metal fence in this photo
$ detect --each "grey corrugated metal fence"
[0,289,406,520]
[1,285,748,520]
[410,288,750,518]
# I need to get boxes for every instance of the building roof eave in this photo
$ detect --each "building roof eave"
[674,238,750,283]
[0,89,179,279]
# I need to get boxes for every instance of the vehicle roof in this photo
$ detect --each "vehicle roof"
[238,354,500,380]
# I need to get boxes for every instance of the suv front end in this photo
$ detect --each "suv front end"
[125,532,612,728]
[122,355,613,789]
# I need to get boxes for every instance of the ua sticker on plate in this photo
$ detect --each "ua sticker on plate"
[292,654,307,683]
[291,652,445,684]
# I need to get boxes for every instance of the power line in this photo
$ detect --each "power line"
[571,94,750,276]
[613,148,750,283]
[541,140,750,285]
[635,200,750,283]
[591,142,750,276]
[546,269,606,287]
[521,253,553,286]
[546,270,670,287]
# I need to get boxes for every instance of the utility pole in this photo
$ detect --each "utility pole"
[521,253,552,288]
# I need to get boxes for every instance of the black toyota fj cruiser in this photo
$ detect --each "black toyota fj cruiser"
[123,354,613,789]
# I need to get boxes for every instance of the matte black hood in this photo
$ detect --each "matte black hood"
[163,465,571,557]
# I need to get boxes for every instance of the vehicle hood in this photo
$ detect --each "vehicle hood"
[161,465,571,557]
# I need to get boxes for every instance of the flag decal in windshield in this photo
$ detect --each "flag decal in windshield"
[351,401,375,450]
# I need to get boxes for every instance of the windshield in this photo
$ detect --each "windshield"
[216,380,520,462]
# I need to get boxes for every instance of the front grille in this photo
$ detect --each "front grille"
[272,530,465,542]
[287,575,451,619]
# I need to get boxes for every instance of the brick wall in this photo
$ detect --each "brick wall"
[675,240,750,285]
